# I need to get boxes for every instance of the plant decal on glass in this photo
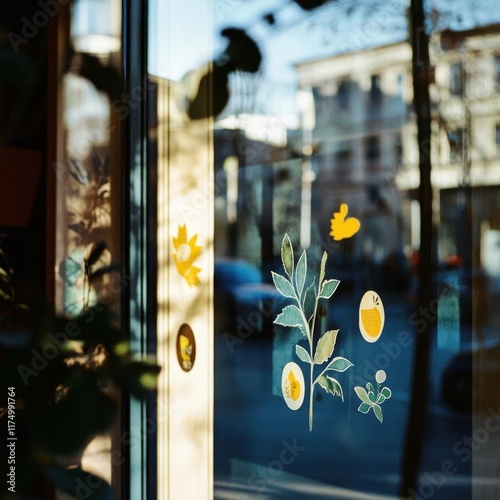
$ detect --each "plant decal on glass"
[354,370,392,423]
[272,233,353,431]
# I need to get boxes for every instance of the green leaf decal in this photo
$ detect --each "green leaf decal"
[376,393,387,404]
[319,279,340,299]
[318,375,344,401]
[319,251,327,287]
[368,391,376,403]
[354,386,371,404]
[281,233,294,280]
[373,404,383,423]
[381,387,392,399]
[325,356,353,373]
[367,382,374,394]
[295,250,307,299]
[271,272,296,299]
[313,330,338,364]
[296,345,311,363]
[274,305,305,334]
[358,402,371,414]
[302,279,316,321]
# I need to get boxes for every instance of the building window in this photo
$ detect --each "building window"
[365,135,380,161]
[394,134,403,164]
[496,125,500,157]
[448,128,465,163]
[494,55,500,92]
[450,62,464,96]
[395,73,404,102]
[369,74,382,104]
[335,147,352,165]
[337,80,350,109]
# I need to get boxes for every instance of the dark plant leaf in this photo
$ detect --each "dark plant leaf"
[263,13,276,25]
[68,158,89,184]
[68,221,88,238]
[220,28,262,73]
[34,375,117,455]
[77,53,123,101]
[111,359,161,399]
[89,264,121,281]
[86,241,108,267]
[293,0,329,10]
[187,65,229,120]
[45,466,115,500]
[73,305,127,350]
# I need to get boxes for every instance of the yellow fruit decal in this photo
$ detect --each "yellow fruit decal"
[359,291,385,343]
[330,203,361,241]
[285,370,301,401]
[281,362,305,411]
[172,224,202,286]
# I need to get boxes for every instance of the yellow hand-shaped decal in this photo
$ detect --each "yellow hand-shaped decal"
[173,225,202,286]
[330,203,360,241]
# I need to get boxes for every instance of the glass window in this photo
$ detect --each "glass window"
[365,135,381,161]
[148,3,500,500]
[56,0,123,490]
[494,54,500,92]
[337,79,350,109]
[448,128,465,164]
[496,124,500,156]
[369,74,383,104]
[450,61,464,96]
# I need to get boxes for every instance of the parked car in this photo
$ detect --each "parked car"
[214,258,283,338]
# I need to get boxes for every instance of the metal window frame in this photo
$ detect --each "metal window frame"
[122,0,158,497]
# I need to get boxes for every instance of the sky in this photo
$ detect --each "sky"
[147,0,500,116]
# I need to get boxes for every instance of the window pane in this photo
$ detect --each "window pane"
[55,0,122,492]
[147,2,500,499]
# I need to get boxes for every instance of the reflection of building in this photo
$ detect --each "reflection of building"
[430,26,500,277]
[213,115,300,268]
[296,42,413,277]
[295,24,500,284]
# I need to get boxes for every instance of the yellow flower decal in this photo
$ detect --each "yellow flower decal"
[330,203,360,241]
[173,225,202,286]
